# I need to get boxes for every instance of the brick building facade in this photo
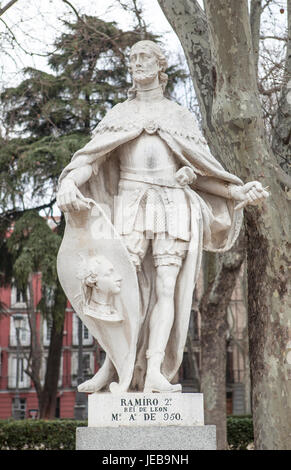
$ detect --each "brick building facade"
[0,274,99,419]
[0,267,250,419]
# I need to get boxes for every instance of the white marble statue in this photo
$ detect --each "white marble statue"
[56,40,269,394]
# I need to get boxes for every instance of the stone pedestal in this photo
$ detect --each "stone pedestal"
[76,393,216,450]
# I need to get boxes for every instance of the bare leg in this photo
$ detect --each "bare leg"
[144,264,182,392]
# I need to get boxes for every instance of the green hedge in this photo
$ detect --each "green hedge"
[227,416,254,450]
[0,416,253,450]
[0,419,87,450]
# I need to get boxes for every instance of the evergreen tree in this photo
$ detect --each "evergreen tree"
[1,16,183,138]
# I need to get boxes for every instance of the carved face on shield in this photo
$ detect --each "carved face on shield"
[77,255,123,321]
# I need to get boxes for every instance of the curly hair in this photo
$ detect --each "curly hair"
[128,40,168,100]
[77,255,107,306]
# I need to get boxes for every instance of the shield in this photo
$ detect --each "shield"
[57,202,140,393]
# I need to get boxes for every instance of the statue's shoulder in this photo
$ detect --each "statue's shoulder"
[159,98,202,138]
[92,97,205,141]
[102,101,127,120]
[92,101,130,135]
[163,98,197,123]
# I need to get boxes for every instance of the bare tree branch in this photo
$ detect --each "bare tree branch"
[271,0,291,176]
[0,198,57,222]
[62,0,81,19]
[260,35,288,41]
[250,0,263,74]
[0,0,18,17]
[0,16,53,57]
[119,0,148,39]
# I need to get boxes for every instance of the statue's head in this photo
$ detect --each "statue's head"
[78,255,122,306]
[128,40,168,99]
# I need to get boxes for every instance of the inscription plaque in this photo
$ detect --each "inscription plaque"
[88,393,204,427]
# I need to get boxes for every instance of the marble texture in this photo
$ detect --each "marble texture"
[87,392,204,427]
[56,40,269,395]
[76,425,216,450]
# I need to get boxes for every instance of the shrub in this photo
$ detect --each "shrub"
[0,416,254,450]
[0,419,87,450]
[227,415,254,450]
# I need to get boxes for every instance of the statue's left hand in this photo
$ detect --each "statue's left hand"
[231,181,269,210]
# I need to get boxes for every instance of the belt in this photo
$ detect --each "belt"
[120,171,187,189]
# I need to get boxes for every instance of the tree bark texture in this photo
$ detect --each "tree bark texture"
[271,0,291,176]
[186,331,200,389]
[203,0,291,449]
[200,233,246,450]
[26,274,43,401]
[158,0,291,449]
[0,0,18,17]
[157,0,224,162]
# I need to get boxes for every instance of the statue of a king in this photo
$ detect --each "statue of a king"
[56,40,269,394]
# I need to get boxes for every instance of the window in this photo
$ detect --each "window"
[71,351,95,386]
[40,354,63,387]
[12,398,27,420]
[9,315,30,347]
[83,326,89,341]
[226,351,234,384]
[20,358,25,383]
[43,317,53,346]
[10,285,30,309]
[72,313,93,346]
[8,355,30,389]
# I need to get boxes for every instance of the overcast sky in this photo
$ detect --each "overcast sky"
[0,0,287,89]
[0,0,187,87]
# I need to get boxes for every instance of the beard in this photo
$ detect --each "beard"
[132,69,158,85]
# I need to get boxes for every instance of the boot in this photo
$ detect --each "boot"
[143,350,182,393]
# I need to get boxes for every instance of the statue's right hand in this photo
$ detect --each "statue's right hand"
[57,178,94,212]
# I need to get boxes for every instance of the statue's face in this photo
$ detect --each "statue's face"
[130,44,160,85]
[93,258,122,295]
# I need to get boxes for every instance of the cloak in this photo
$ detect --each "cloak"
[58,97,244,390]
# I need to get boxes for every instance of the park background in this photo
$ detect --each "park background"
[0,0,290,450]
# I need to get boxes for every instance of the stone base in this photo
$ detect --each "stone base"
[76,425,216,450]
[76,392,216,450]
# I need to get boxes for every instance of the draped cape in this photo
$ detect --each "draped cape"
[58,97,243,389]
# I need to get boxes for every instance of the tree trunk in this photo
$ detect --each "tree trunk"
[186,331,200,390]
[271,0,291,176]
[200,234,246,450]
[245,205,291,449]
[203,0,291,449]
[158,0,291,449]
[0,0,19,17]
[157,0,224,161]
[157,0,247,448]
[39,282,66,419]
[26,274,43,401]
